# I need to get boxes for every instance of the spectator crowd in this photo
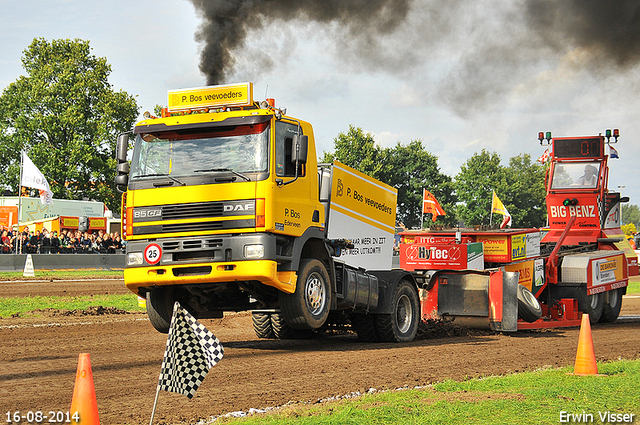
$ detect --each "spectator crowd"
[1,225,125,254]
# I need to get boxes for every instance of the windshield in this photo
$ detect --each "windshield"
[130,122,269,179]
[551,162,600,189]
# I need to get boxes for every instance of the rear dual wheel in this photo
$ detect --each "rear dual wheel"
[252,312,314,339]
[252,312,275,339]
[374,280,420,343]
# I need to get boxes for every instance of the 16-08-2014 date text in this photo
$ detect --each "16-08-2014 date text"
[5,411,80,423]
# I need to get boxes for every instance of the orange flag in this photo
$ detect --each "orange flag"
[422,189,446,222]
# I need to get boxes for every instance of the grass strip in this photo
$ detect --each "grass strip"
[627,276,640,294]
[223,360,640,425]
[0,293,144,317]
[0,270,123,280]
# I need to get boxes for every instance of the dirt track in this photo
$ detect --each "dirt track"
[1,279,639,425]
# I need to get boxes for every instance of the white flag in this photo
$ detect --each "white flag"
[21,152,53,205]
[157,302,224,399]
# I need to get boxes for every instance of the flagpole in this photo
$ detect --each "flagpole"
[489,190,493,228]
[149,386,161,425]
[18,151,24,254]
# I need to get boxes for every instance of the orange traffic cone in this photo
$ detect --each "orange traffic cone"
[571,314,602,376]
[70,353,100,424]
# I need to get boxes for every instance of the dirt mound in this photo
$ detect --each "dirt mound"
[416,318,495,339]
[11,305,130,318]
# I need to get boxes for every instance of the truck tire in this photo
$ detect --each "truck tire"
[374,280,420,343]
[517,284,542,323]
[583,292,604,324]
[146,288,175,334]
[350,313,378,342]
[279,259,331,330]
[600,288,624,323]
[271,313,314,339]
[252,312,275,339]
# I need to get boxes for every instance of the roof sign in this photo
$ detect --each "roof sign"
[167,82,253,111]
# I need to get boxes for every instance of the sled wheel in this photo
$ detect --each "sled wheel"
[279,259,331,330]
[517,284,542,323]
[374,280,420,342]
[146,287,175,334]
[600,288,624,323]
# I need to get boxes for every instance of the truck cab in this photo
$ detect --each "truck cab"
[116,83,332,332]
[540,131,638,276]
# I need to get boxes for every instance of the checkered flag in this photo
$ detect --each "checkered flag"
[157,302,224,399]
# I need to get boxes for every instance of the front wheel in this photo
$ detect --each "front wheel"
[279,259,331,330]
[600,288,624,323]
[375,280,420,342]
[146,287,175,334]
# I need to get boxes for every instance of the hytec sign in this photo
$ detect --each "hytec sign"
[401,242,484,271]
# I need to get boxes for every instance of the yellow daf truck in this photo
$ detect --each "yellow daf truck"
[116,82,422,342]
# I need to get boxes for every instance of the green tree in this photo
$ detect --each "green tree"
[454,149,507,227]
[454,151,547,228]
[0,38,139,213]
[503,154,547,228]
[321,125,386,178]
[383,140,456,229]
[322,126,455,229]
[621,204,640,228]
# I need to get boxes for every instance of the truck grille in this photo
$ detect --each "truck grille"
[131,200,256,236]
[162,202,224,220]
[162,239,224,251]
[132,218,255,236]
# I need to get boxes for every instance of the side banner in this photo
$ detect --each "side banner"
[326,162,397,271]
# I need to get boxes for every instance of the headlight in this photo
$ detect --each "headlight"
[244,244,264,259]
[127,252,144,266]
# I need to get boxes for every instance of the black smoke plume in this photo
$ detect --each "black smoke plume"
[188,0,640,115]
[189,0,410,85]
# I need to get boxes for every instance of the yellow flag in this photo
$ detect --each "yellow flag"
[491,190,511,227]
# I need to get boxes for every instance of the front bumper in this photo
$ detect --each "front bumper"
[124,233,297,294]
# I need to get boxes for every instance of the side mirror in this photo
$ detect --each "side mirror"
[116,134,129,163]
[115,174,129,187]
[291,134,308,164]
[117,162,130,174]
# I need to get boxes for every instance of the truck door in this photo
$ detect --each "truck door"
[273,120,317,238]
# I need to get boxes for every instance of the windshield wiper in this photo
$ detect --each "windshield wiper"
[194,168,251,182]
[137,173,186,186]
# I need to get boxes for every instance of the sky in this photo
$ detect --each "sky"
[1,0,639,214]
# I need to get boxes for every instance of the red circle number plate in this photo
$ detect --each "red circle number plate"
[144,243,162,265]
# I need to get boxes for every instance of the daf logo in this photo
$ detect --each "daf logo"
[224,203,254,212]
